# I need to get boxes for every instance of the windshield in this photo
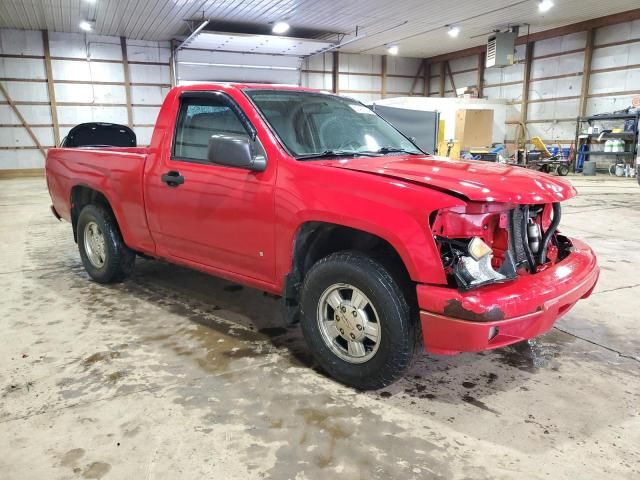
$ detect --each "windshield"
[245,90,422,159]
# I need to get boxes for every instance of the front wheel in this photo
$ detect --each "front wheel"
[300,251,417,390]
[77,204,135,283]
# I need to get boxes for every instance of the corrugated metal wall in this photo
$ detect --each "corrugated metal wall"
[300,52,426,103]
[425,19,640,144]
[0,28,171,171]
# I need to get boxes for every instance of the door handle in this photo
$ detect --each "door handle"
[161,171,185,187]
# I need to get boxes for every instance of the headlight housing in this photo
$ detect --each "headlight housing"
[448,237,517,290]
[431,202,518,290]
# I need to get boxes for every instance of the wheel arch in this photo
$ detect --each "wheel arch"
[70,185,119,243]
[282,221,416,324]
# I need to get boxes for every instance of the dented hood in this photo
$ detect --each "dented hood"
[322,155,576,204]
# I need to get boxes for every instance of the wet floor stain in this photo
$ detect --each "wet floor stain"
[82,461,111,479]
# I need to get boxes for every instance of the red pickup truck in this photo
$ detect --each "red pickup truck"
[46,83,599,389]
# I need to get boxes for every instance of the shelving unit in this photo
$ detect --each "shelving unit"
[574,113,639,173]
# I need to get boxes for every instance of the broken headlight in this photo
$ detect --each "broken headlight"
[437,236,517,290]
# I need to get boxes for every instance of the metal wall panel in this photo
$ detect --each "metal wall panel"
[56,105,128,125]
[0,57,46,79]
[0,150,45,169]
[132,107,161,125]
[529,76,582,100]
[589,68,640,95]
[0,127,54,147]
[48,32,122,60]
[0,29,44,55]
[51,59,125,82]
[0,105,52,125]
[531,51,584,78]
[1,81,49,102]
[587,93,640,115]
[131,86,167,105]
[594,19,640,45]
[528,99,580,120]
[54,83,127,103]
[592,43,640,70]
[533,32,587,56]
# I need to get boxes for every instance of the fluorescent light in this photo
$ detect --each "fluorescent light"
[538,0,554,12]
[448,26,460,38]
[387,45,399,55]
[272,22,290,34]
[180,61,298,71]
[79,20,94,31]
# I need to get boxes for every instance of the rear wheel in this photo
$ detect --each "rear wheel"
[77,204,135,283]
[556,164,569,176]
[300,251,417,390]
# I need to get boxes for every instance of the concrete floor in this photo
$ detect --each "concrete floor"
[1,175,639,479]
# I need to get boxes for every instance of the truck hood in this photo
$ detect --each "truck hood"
[321,155,576,204]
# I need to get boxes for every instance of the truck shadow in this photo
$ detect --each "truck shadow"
[121,258,577,401]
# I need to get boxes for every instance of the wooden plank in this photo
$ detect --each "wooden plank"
[381,55,387,98]
[42,30,60,147]
[579,29,595,117]
[0,168,45,179]
[477,53,485,98]
[527,95,581,104]
[0,82,47,158]
[332,51,339,94]
[408,59,424,96]
[532,48,585,61]
[520,42,534,125]
[445,61,456,95]
[120,37,133,129]
[0,53,168,66]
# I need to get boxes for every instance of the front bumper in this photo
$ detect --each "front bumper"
[418,238,599,355]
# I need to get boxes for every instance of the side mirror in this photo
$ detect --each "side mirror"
[207,134,267,172]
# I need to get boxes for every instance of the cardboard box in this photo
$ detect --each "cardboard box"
[455,109,494,149]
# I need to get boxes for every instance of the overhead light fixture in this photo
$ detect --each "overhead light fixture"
[387,45,399,55]
[447,25,461,38]
[538,0,554,12]
[79,20,94,31]
[272,21,290,34]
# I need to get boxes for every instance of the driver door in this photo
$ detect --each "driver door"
[145,91,277,284]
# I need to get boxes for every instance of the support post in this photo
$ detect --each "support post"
[424,61,430,96]
[477,52,485,99]
[169,39,177,88]
[332,51,339,94]
[42,30,60,146]
[439,62,445,97]
[0,82,47,158]
[579,29,595,117]
[381,55,388,98]
[120,37,133,128]
[521,42,534,125]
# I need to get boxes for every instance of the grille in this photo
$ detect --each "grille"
[508,206,528,267]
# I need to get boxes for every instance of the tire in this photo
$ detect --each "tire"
[300,251,417,390]
[77,204,135,283]
[556,164,569,176]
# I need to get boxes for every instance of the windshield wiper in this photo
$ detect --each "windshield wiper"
[296,150,380,160]
[372,146,421,155]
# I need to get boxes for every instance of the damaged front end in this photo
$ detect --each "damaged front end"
[431,201,572,291]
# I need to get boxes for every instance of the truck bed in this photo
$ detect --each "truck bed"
[46,146,155,253]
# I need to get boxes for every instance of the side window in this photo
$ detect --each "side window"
[173,95,248,162]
